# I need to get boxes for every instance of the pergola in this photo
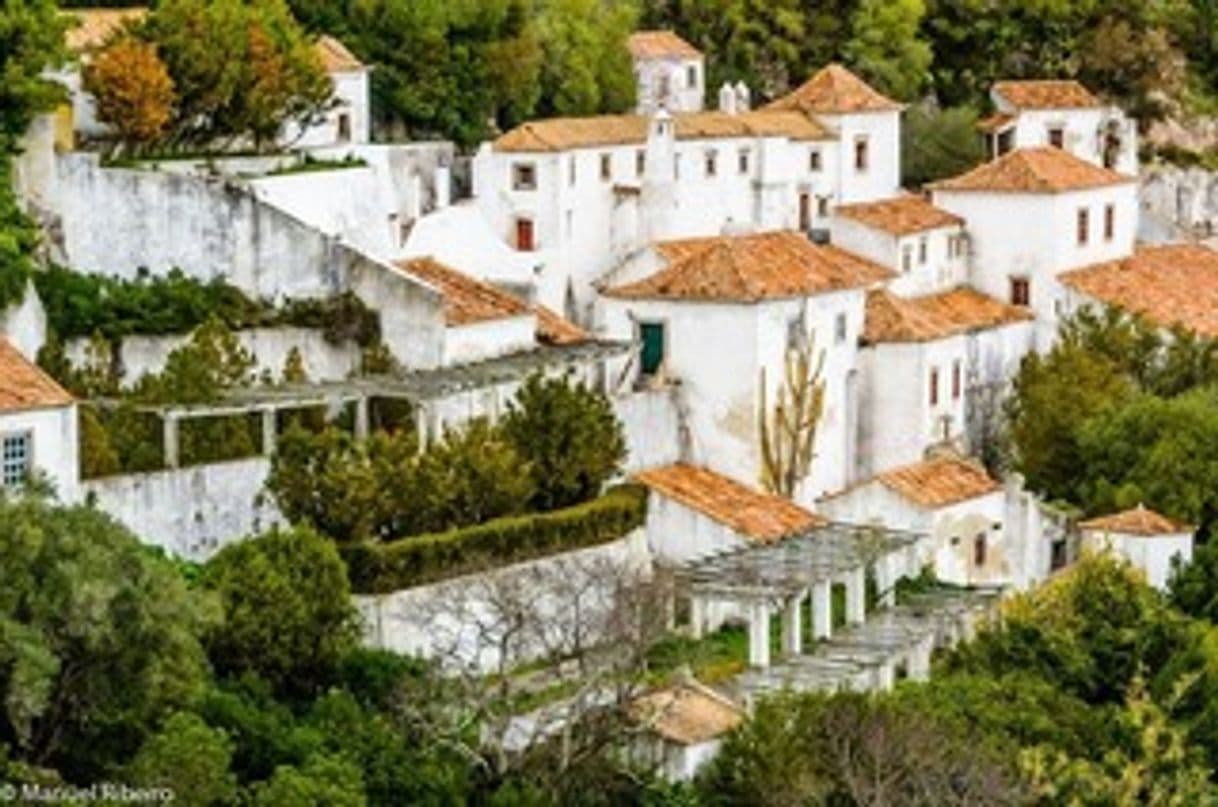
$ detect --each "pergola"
[90,340,628,468]
[676,522,924,668]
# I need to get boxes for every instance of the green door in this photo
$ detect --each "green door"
[639,322,665,375]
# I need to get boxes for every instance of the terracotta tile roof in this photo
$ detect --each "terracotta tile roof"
[874,455,1001,508]
[628,30,702,60]
[765,63,902,115]
[631,682,743,746]
[0,338,74,413]
[993,80,1100,110]
[1059,245,1218,338]
[976,112,1015,134]
[64,8,147,52]
[835,195,963,236]
[534,305,589,345]
[928,147,1132,193]
[315,35,363,72]
[604,231,893,302]
[396,257,529,327]
[863,288,1033,344]
[1079,504,1193,536]
[634,463,825,542]
[493,109,832,152]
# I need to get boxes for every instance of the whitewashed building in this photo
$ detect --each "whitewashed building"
[289,35,371,148]
[471,64,901,318]
[819,454,1010,587]
[628,31,706,115]
[1079,505,1195,590]
[0,338,79,502]
[630,680,744,781]
[599,230,892,502]
[930,147,1137,350]
[979,80,1137,175]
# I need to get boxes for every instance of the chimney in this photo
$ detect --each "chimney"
[718,83,737,115]
[735,81,751,112]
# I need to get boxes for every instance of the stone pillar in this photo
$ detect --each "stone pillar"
[261,408,277,456]
[909,636,934,682]
[782,593,804,656]
[812,580,832,640]
[845,568,866,625]
[878,553,898,608]
[748,602,771,668]
[689,595,706,639]
[414,405,429,451]
[875,661,896,692]
[163,413,180,470]
[354,397,371,441]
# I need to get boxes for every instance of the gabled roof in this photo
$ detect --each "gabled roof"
[628,30,702,60]
[871,455,1001,508]
[396,257,529,327]
[493,109,832,153]
[603,231,893,303]
[631,682,743,746]
[993,80,1100,110]
[64,7,147,52]
[765,64,902,115]
[634,463,825,543]
[1059,245,1218,338]
[863,288,1032,344]
[928,147,1132,193]
[315,35,363,73]
[1079,504,1193,537]
[834,195,963,236]
[976,112,1016,134]
[0,338,74,414]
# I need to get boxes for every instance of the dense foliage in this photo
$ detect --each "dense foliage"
[341,483,648,592]
[1007,308,1218,528]
[268,372,628,541]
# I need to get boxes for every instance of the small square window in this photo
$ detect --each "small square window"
[918,237,928,265]
[809,149,822,172]
[817,197,829,217]
[635,150,645,177]
[512,163,537,191]
[1104,204,1115,241]
[687,65,698,88]
[974,534,987,566]
[835,313,848,344]
[1077,207,1089,246]
[738,150,750,174]
[854,137,869,172]
[705,151,717,177]
[600,153,612,182]
[1010,277,1030,307]
[902,245,913,274]
[929,368,940,406]
[2,433,31,488]
[569,156,577,186]
[952,360,962,400]
[1048,127,1065,149]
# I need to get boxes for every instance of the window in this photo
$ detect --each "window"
[854,137,869,172]
[816,196,829,217]
[738,149,750,174]
[835,312,848,344]
[799,193,812,231]
[809,149,822,172]
[515,217,535,251]
[901,245,913,274]
[1048,127,1065,148]
[952,359,962,400]
[639,322,665,376]
[569,156,577,186]
[636,150,646,177]
[918,237,928,265]
[1077,208,1089,246]
[1010,276,1030,306]
[973,534,987,567]
[511,163,537,191]
[687,64,698,88]
[2,434,30,488]
[1104,203,1115,241]
[705,150,717,177]
[600,153,612,181]
[787,316,804,349]
[337,114,351,143]
[929,368,940,406]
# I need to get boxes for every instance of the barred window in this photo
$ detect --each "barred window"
[2,434,31,488]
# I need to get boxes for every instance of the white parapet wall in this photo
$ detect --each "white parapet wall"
[355,528,652,674]
[84,457,282,561]
[613,387,685,474]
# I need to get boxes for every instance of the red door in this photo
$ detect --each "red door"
[516,218,535,251]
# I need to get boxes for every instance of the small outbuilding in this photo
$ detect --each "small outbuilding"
[0,337,79,501]
[1078,505,1195,590]
[630,679,744,781]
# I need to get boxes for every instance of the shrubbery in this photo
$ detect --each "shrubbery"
[340,483,647,593]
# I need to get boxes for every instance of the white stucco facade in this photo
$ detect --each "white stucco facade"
[1080,527,1194,591]
[0,404,80,503]
[831,218,968,297]
[989,88,1138,176]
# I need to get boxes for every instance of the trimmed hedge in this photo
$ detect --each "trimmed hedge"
[341,484,647,593]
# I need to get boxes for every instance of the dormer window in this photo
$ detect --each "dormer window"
[512,163,537,191]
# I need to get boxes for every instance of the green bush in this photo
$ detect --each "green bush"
[341,484,647,593]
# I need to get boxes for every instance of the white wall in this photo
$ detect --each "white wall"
[1082,529,1193,591]
[355,529,651,673]
[997,104,1138,175]
[643,491,749,564]
[290,69,371,148]
[635,56,705,114]
[831,220,967,297]
[66,327,363,386]
[614,387,685,473]
[84,457,281,561]
[823,111,901,205]
[442,316,537,366]
[0,404,80,503]
[0,282,47,360]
